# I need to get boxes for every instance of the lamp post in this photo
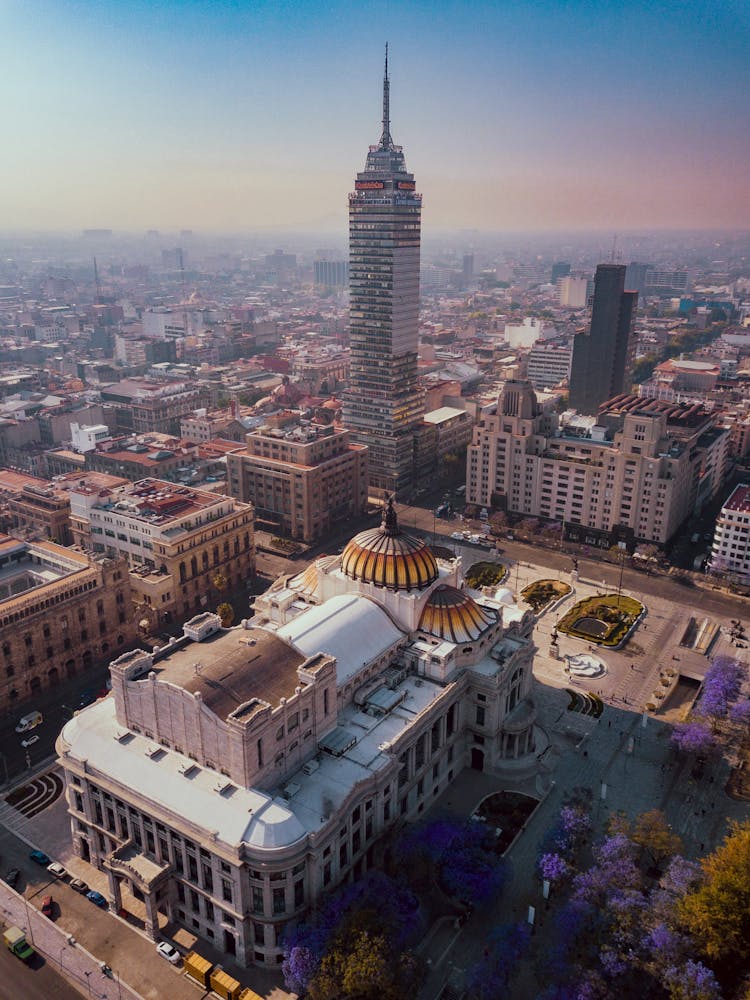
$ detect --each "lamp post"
[83,970,92,999]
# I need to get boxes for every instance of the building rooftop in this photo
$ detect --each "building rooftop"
[423,406,467,425]
[149,626,304,721]
[276,594,404,685]
[91,479,232,527]
[723,483,750,514]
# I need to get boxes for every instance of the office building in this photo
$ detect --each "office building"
[558,275,589,309]
[466,381,729,547]
[313,260,349,288]
[526,341,573,389]
[343,51,424,495]
[569,264,638,415]
[0,536,135,711]
[551,262,571,283]
[227,417,368,544]
[709,484,750,582]
[57,500,536,966]
[68,478,254,629]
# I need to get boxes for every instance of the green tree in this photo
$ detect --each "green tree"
[678,820,750,961]
[632,810,682,866]
[309,927,421,1000]
[216,602,234,627]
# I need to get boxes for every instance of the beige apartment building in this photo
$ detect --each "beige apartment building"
[68,478,255,629]
[467,380,730,547]
[0,535,136,711]
[227,415,368,543]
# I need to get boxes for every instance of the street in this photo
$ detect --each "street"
[0,936,83,1000]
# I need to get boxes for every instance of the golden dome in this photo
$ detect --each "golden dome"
[341,498,438,592]
[419,585,497,643]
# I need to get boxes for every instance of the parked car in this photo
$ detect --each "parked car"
[41,895,53,918]
[4,869,20,888]
[29,850,50,866]
[450,531,464,540]
[70,878,89,894]
[47,862,67,879]
[156,941,181,965]
[86,890,107,908]
[20,735,39,749]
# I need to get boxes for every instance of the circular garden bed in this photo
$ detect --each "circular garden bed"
[473,790,539,854]
[521,578,571,612]
[557,594,644,647]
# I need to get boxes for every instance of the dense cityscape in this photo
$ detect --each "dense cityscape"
[1,3,749,1000]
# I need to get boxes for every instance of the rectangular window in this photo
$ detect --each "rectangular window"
[221,878,233,903]
[273,888,286,915]
[252,887,264,914]
[475,706,486,727]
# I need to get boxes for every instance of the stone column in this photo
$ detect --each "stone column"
[144,890,160,939]
[106,869,122,913]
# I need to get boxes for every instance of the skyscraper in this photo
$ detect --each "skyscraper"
[343,47,424,496]
[568,263,638,415]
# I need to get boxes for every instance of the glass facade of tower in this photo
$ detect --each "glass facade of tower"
[343,69,424,496]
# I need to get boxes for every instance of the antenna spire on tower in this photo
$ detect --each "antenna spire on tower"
[380,42,393,149]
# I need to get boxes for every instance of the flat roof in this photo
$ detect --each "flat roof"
[149,626,304,720]
[723,483,750,514]
[423,406,468,425]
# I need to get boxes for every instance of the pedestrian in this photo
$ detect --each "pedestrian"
[701,808,706,816]
[608,720,611,728]
[700,842,705,852]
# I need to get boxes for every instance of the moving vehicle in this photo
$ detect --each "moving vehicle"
[157,940,181,964]
[70,878,89,893]
[86,890,107,908]
[41,895,53,918]
[20,735,39,749]
[4,926,34,962]
[29,850,50,865]
[15,710,42,734]
[4,868,20,887]
[47,861,67,879]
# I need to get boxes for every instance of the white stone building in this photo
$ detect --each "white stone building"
[709,483,750,582]
[56,501,537,967]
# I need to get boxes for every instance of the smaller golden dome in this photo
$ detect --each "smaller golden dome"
[419,585,497,643]
[341,497,438,592]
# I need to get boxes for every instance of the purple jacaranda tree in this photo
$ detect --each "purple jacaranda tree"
[729,698,750,724]
[643,923,693,980]
[700,657,744,721]
[663,960,722,1000]
[559,804,592,845]
[281,870,423,995]
[439,842,508,906]
[670,721,715,755]
[282,944,319,997]
[539,852,570,884]
[466,921,531,998]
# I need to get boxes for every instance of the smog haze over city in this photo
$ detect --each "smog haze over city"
[2,0,749,235]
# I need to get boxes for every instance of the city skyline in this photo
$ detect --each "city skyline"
[2,0,749,233]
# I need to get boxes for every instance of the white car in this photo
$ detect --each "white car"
[47,862,67,879]
[20,735,40,749]
[450,531,464,540]
[157,941,181,965]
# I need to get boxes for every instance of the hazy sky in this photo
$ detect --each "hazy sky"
[2,0,748,233]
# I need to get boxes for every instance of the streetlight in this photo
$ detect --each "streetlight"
[84,970,93,999]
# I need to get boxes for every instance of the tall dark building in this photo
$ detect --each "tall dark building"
[342,48,424,495]
[551,261,571,283]
[568,264,638,415]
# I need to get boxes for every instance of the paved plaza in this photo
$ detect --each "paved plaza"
[418,555,750,999]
